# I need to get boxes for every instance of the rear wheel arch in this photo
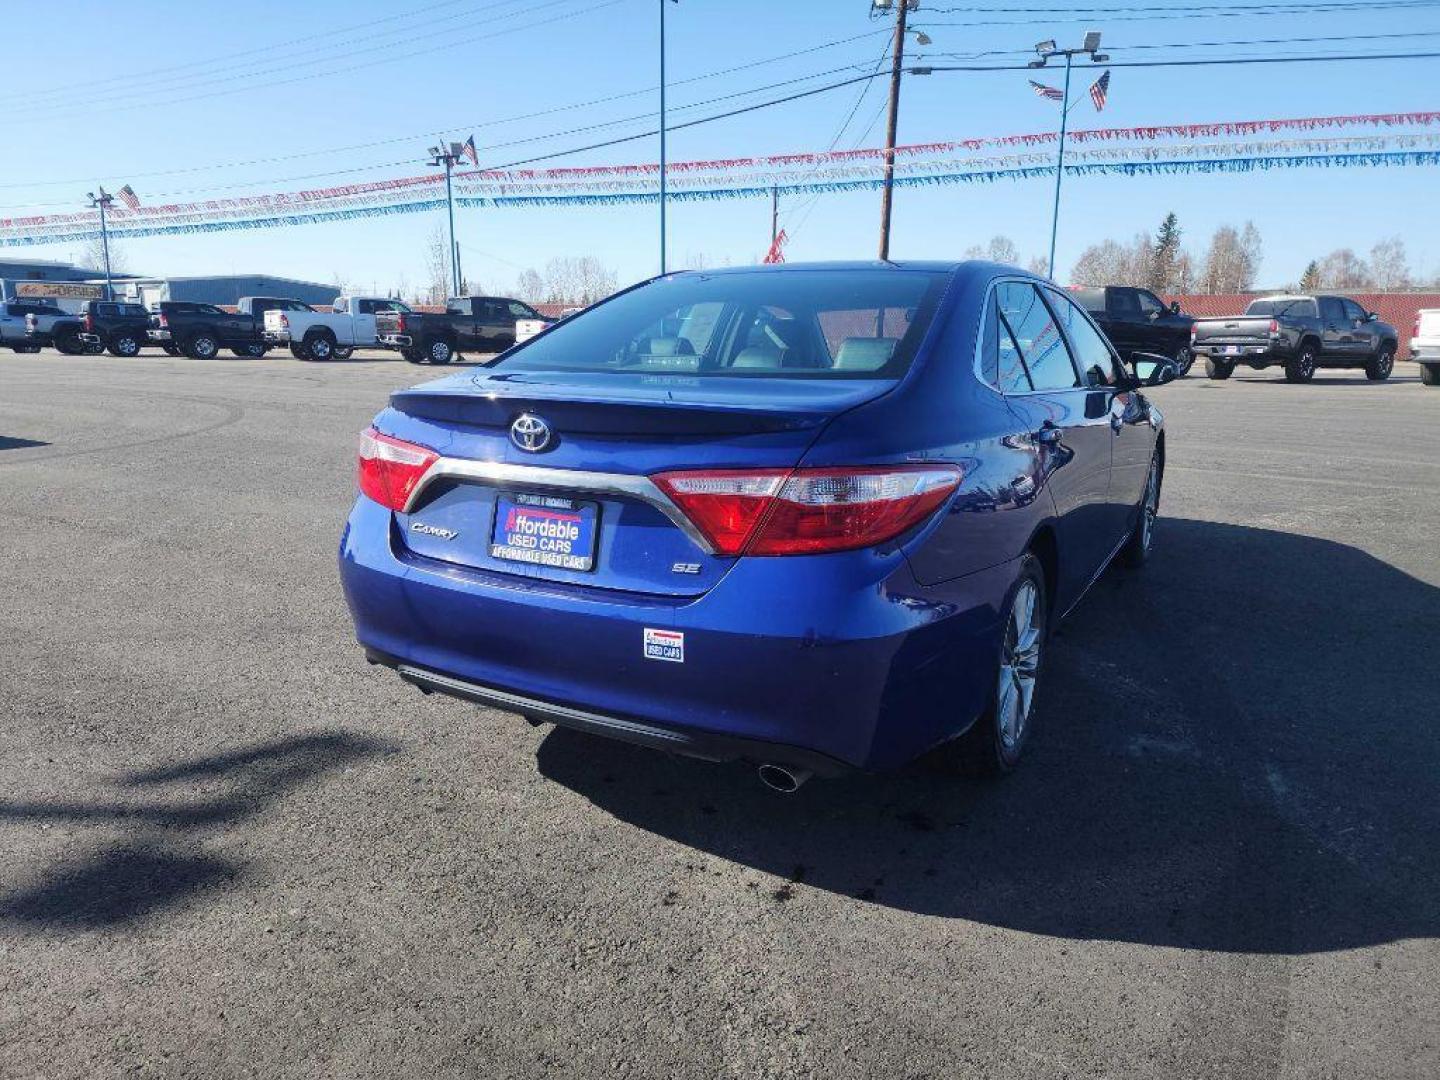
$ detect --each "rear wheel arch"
[1026,525,1059,621]
[1298,334,1322,354]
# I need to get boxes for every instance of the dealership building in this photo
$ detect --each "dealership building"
[0,259,339,309]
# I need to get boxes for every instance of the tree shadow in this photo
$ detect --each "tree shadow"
[0,731,394,930]
[536,518,1440,955]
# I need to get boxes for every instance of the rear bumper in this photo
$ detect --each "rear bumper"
[147,329,172,341]
[377,333,412,348]
[339,495,1013,772]
[1411,342,1440,362]
[23,331,54,346]
[79,333,103,346]
[1195,341,1284,361]
[262,330,292,344]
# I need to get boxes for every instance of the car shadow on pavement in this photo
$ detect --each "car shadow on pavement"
[537,518,1440,954]
[0,732,393,930]
[0,436,50,451]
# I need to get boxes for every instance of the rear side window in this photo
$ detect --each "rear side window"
[1136,290,1165,317]
[1047,287,1116,387]
[1319,297,1346,324]
[998,282,1078,391]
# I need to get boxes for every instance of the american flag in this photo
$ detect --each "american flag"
[763,229,788,265]
[461,135,479,167]
[1029,79,1064,102]
[1089,70,1111,112]
[116,184,140,210]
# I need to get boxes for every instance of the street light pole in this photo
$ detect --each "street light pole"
[877,0,910,261]
[427,145,462,297]
[87,188,115,301]
[659,0,673,275]
[1047,51,1073,280]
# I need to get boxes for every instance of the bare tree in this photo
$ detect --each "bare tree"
[1026,255,1050,277]
[423,226,452,304]
[1314,249,1371,290]
[331,270,350,297]
[541,256,618,305]
[681,251,710,271]
[74,235,127,275]
[515,268,545,302]
[964,236,1021,266]
[1368,236,1411,290]
[1069,233,1151,287]
[1199,223,1260,293]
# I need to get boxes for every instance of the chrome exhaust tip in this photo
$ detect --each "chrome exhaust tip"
[757,764,812,793]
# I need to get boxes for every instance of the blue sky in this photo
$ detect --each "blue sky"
[3,0,1438,293]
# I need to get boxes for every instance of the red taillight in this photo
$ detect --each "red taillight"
[1268,319,1279,336]
[83,313,94,332]
[1190,324,1197,343]
[654,465,962,557]
[279,313,289,328]
[158,313,168,328]
[395,313,408,333]
[1415,314,1423,338]
[357,427,438,511]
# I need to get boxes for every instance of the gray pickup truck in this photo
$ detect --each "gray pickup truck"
[1191,294,1398,383]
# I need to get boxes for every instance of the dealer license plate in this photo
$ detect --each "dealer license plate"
[1223,345,1241,355]
[491,493,598,571]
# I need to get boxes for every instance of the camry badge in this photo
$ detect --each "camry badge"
[410,522,458,541]
[510,413,552,452]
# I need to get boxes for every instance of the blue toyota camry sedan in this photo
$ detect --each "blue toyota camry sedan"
[340,262,1171,790]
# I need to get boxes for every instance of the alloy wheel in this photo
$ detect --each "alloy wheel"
[1140,460,1160,553]
[997,580,1043,750]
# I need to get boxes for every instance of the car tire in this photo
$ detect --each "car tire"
[107,333,142,357]
[401,347,424,364]
[231,344,265,358]
[289,343,311,360]
[1204,357,1233,380]
[55,332,85,355]
[1173,345,1195,377]
[1285,344,1318,383]
[332,345,353,360]
[943,553,1048,777]
[1421,362,1440,387]
[426,338,454,365]
[1122,453,1162,568]
[185,333,219,360]
[304,333,335,361]
[1364,344,1394,382]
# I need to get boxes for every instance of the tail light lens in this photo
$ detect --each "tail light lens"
[1268,319,1279,337]
[395,313,408,333]
[1189,324,1197,343]
[1415,314,1422,338]
[158,313,169,328]
[357,427,438,511]
[279,313,289,328]
[654,465,962,556]
[83,313,94,332]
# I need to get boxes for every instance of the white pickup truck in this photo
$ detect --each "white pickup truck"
[1,298,68,352]
[262,295,412,360]
[1412,308,1440,387]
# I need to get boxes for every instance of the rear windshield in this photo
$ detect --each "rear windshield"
[495,269,949,380]
[1246,298,1316,318]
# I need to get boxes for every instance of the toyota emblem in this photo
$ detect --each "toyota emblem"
[509,413,552,452]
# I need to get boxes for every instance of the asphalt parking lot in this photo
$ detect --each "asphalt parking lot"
[2,349,1437,1079]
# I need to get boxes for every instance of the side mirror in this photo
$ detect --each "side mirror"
[1169,300,1181,314]
[1367,311,1379,322]
[1128,352,1177,387]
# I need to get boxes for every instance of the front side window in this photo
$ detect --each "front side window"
[1319,298,1346,324]
[1342,299,1367,324]
[508,301,537,318]
[497,270,946,381]
[997,282,1078,391]
[1047,287,1117,387]
[1136,290,1165,317]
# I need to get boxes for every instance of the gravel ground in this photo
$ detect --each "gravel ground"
[1,349,1437,1080]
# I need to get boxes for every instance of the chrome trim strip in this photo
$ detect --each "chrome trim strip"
[405,458,716,555]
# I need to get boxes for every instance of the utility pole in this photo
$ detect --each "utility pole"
[876,0,911,261]
[427,143,463,297]
[659,0,676,275]
[771,185,779,248]
[86,188,115,300]
[1031,32,1108,278]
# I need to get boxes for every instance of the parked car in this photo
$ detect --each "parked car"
[1411,308,1440,387]
[148,296,313,359]
[41,300,155,357]
[1191,294,1398,383]
[262,295,411,361]
[1070,285,1195,375]
[2,299,64,353]
[340,262,1174,789]
[375,295,554,364]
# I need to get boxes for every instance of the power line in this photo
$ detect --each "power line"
[923,48,1440,71]
[925,0,1440,12]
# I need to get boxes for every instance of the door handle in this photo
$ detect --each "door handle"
[1033,423,1063,446]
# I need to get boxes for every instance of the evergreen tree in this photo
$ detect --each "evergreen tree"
[1299,260,1320,291]
[1150,212,1181,292]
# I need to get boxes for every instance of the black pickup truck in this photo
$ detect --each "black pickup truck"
[375,295,553,364]
[1191,294,1399,383]
[1071,285,1195,375]
[148,296,314,359]
[35,300,154,356]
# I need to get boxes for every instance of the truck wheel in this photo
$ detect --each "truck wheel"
[332,345,354,360]
[55,332,84,355]
[304,332,335,361]
[1364,345,1394,382]
[161,343,181,356]
[1204,357,1233,380]
[426,338,454,365]
[185,333,219,360]
[1172,346,1194,377]
[289,343,312,360]
[1284,345,1317,383]
[107,332,142,357]
[1421,362,1440,387]
[401,347,424,364]
[231,344,265,358]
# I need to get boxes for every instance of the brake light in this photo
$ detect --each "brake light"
[395,313,408,333]
[158,313,168,328]
[357,427,438,511]
[279,313,289,328]
[1268,319,1279,337]
[1190,324,1197,343]
[654,465,962,556]
[1415,313,1423,338]
[83,313,94,332]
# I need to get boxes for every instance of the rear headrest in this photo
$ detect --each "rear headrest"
[832,337,898,371]
[731,347,783,369]
[646,337,695,356]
